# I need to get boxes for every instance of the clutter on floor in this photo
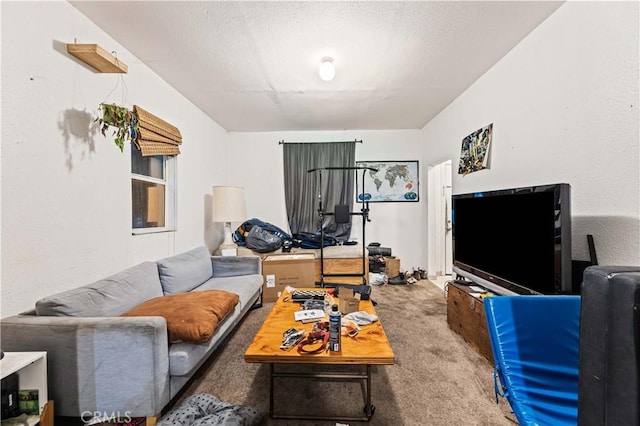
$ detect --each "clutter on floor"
[157,393,263,426]
[367,242,427,285]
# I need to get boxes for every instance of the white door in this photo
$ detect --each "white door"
[427,159,453,277]
[444,161,453,275]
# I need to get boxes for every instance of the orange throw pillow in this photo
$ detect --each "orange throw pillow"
[122,290,239,343]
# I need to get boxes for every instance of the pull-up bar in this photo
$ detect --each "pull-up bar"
[307,166,375,287]
[279,139,363,145]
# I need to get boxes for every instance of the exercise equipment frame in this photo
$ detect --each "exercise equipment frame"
[307,166,377,287]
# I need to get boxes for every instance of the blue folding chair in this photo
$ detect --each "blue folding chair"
[484,296,581,426]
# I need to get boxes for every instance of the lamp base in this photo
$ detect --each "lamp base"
[220,222,237,256]
[219,244,237,257]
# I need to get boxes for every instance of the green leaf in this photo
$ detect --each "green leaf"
[97,103,136,153]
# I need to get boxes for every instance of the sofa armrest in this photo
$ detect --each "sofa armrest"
[0,315,170,417]
[211,255,261,277]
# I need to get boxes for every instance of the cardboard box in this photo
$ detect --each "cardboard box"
[262,254,315,302]
[385,257,400,278]
[338,288,361,314]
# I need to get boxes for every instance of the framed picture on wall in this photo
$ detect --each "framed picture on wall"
[355,160,419,202]
[458,123,493,176]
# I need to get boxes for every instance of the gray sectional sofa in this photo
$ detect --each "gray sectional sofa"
[0,246,263,422]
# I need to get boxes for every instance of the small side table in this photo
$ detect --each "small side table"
[0,351,53,426]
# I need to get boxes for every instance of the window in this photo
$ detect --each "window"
[131,144,176,233]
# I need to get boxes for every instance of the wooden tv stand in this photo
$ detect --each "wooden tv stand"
[446,282,494,365]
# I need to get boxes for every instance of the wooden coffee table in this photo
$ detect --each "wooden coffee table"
[244,288,395,421]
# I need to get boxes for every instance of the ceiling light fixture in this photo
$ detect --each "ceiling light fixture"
[318,57,335,81]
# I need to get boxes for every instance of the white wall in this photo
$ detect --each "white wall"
[422,1,639,266]
[227,130,426,271]
[1,2,229,316]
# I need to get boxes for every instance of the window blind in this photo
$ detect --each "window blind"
[133,105,182,156]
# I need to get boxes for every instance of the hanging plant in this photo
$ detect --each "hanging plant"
[96,103,138,152]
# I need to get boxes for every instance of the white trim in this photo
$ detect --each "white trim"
[131,174,165,185]
[132,228,176,235]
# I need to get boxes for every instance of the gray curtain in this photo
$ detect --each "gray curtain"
[283,142,356,241]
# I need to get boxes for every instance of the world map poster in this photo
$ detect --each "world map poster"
[356,161,419,202]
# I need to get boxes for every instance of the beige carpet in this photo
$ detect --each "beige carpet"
[178,281,516,425]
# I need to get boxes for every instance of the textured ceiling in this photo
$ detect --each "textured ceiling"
[71,1,563,132]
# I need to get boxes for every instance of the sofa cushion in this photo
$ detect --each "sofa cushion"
[168,305,240,376]
[35,261,163,317]
[122,290,239,343]
[195,275,263,311]
[157,246,213,294]
[212,256,260,278]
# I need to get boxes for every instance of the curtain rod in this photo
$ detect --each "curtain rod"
[308,166,378,173]
[278,139,363,145]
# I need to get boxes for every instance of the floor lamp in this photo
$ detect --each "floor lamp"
[212,186,247,256]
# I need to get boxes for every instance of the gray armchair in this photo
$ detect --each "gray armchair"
[578,265,640,426]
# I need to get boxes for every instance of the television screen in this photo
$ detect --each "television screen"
[452,183,571,295]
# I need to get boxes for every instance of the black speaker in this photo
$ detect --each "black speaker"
[1,373,20,419]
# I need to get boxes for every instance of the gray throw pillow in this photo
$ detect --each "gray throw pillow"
[36,262,163,317]
[157,246,213,294]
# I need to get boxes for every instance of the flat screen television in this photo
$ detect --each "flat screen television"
[451,183,572,295]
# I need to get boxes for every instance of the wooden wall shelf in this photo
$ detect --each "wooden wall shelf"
[67,43,128,73]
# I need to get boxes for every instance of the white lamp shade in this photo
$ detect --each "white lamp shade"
[212,186,247,223]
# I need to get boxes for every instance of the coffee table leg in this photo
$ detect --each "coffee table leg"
[269,363,274,417]
[364,364,376,419]
[269,363,376,421]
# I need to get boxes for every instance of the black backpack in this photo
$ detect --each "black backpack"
[245,225,283,253]
[233,218,291,247]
